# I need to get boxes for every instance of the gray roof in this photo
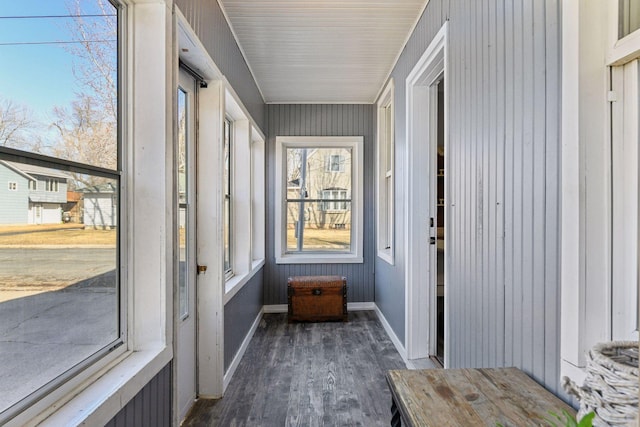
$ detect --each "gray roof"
[2,161,69,180]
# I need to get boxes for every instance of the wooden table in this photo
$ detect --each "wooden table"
[385,367,575,426]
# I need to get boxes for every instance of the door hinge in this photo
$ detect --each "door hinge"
[607,91,618,102]
[197,265,207,274]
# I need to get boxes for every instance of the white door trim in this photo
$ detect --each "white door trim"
[175,9,225,411]
[405,22,448,364]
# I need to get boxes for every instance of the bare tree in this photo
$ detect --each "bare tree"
[0,98,36,149]
[52,94,116,183]
[50,0,117,178]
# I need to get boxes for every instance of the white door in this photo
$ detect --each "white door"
[176,68,197,421]
[611,61,640,341]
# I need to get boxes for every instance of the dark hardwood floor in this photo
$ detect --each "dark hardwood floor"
[183,311,405,427]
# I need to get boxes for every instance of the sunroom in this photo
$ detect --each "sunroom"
[0,0,638,426]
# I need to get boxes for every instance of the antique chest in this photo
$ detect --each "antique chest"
[287,275,347,322]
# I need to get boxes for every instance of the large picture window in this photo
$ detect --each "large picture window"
[275,136,363,264]
[0,0,122,422]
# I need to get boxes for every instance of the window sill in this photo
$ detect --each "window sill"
[377,250,395,265]
[35,346,171,427]
[224,259,265,305]
[276,253,363,264]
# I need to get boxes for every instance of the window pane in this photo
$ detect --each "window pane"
[0,0,120,417]
[0,162,119,414]
[224,196,231,272]
[223,119,232,275]
[177,88,188,319]
[286,148,351,194]
[286,201,351,251]
[620,0,640,38]
[285,147,352,253]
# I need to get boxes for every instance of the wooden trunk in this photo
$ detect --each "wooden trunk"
[288,276,347,322]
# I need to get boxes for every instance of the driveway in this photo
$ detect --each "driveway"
[0,247,118,413]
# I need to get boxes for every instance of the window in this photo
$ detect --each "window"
[8,181,17,191]
[45,178,59,192]
[320,189,348,211]
[619,0,640,39]
[0,0,122,422]
[221,88,266,303]
[275,136,363,264]
[223,117,233,278]
[326,154,345,172]
[28,180,36,191]
[376,79,395,264]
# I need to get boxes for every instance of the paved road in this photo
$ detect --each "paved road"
[0,247,116,290]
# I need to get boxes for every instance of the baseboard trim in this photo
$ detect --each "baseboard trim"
[348,302,376,311]
[223,308,263,391]
[262,302,376,314]
[374,304,408,365]
[263,304,287,313]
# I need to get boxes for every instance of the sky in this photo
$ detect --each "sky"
[0,0,116,141]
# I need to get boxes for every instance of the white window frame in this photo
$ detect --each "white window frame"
[274,136,364,264]
[376,78,395,264]
[561,0,640,384]
[8,2,174,425]
[28,180,36,191]
[8,181,17,191]
[222,87,266,304]
[223,116,233,280]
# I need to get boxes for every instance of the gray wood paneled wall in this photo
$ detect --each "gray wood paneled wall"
[264,104,376,305]
[105,362,172,427]
[174,0,265,131]
[376,0,563,394]
[224,270,263,371]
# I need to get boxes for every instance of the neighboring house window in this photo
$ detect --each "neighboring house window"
[275,136,364,264]
[320,189,348,211]
[45,178,59,192]
[28,180,36,191]
[0,0,122,422]
[326,154,345,172]
[223,117,233,278]
[8,181,17,191]
[376,79,395,264]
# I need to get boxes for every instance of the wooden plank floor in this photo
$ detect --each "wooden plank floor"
[183,311,406,427]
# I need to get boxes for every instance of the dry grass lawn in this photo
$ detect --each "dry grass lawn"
[286,228,350,249]
[0,224,116,246]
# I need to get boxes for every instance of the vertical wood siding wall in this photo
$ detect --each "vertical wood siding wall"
[264,105,376,304]
[105,362,172,427]
[174,0,265,131]
[224,271,263,371]
[376,0,562,393]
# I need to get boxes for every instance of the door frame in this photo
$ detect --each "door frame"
[175,67,198,421]
[405,22,449,365]
[174,11,226,425]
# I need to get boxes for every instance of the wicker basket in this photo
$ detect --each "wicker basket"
[563,341,638,426]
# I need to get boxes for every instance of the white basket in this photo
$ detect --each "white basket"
[563,341,638,426]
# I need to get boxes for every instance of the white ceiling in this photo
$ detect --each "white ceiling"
[218,0,428,104]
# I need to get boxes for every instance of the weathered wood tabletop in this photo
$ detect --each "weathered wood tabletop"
[385,367,576,427]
